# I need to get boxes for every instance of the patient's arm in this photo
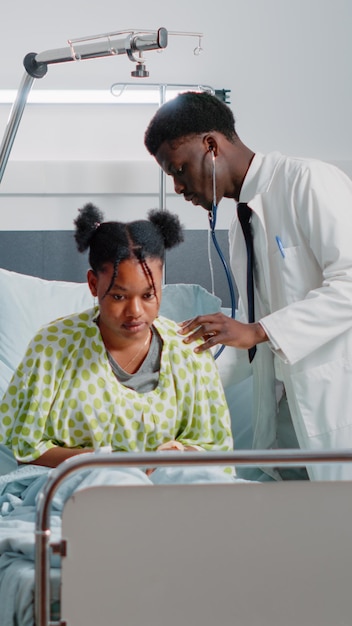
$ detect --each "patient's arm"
[28,445,94,468]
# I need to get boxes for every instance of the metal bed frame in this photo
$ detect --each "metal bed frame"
[36,449,352,626]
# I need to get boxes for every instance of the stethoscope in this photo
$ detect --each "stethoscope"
[208,148,237,359]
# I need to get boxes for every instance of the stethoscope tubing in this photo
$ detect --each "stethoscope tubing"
[208,203,237,360]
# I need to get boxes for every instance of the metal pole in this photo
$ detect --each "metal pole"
[0,72,34,183]
[0,28,168,185]
[158,83,167,212]
[34,29,167,66]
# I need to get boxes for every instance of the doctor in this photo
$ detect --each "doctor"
[144,91,352,481]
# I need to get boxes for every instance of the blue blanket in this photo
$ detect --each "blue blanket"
[0,464,56,626]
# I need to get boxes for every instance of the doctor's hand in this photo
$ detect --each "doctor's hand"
[178,312,267,354]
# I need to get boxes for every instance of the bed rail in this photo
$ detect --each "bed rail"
[35,448,352,626]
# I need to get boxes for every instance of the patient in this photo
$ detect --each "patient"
[0,204,234,477]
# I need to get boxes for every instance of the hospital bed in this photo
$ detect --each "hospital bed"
[1,266,352,626]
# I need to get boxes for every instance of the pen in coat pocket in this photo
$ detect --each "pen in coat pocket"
[275,236,285,258]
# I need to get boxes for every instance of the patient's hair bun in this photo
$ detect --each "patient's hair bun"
[148,209,184,249]
[74,203,105,252]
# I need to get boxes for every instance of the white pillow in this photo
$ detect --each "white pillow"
[159,283,222,321]
[0,268,93,397]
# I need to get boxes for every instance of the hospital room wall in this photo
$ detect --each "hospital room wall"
[0,0,351,294]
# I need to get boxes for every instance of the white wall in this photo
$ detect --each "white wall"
[0,0,351,230]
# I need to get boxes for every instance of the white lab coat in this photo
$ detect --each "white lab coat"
[229,152,352,480]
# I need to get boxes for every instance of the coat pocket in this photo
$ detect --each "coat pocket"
[290,357,352,438]
[270,245,321,308]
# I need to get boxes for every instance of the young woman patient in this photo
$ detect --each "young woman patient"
[0,204,234,479]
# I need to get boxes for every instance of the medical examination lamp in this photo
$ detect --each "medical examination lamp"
[0,27,168,183]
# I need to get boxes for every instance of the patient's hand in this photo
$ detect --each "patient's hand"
[146,440,187,476]
[157,440,185,452]
[157,441,202,452]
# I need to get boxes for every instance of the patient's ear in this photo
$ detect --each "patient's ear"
[87,270,98,297]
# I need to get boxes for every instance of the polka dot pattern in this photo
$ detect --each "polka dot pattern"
[0,309,233,463]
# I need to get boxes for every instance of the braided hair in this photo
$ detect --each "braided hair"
[74,203,184,296]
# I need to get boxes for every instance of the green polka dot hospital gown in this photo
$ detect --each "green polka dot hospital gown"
[0,309,233,470]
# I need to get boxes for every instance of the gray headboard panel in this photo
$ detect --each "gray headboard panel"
[0,229,235,307]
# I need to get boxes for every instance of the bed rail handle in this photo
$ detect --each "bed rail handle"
[51,540,67,557]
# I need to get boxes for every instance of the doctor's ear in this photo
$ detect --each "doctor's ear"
[204,136,218,157]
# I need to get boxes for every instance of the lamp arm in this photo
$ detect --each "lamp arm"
[0,27,168,184]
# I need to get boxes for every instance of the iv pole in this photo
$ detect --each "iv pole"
[0,27,168,184]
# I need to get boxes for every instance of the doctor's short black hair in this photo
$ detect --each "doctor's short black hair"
[144,91,237,156]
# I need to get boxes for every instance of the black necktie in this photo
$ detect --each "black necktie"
[237,202,257,362]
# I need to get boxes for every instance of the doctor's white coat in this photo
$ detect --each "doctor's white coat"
[229,151,352,480]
